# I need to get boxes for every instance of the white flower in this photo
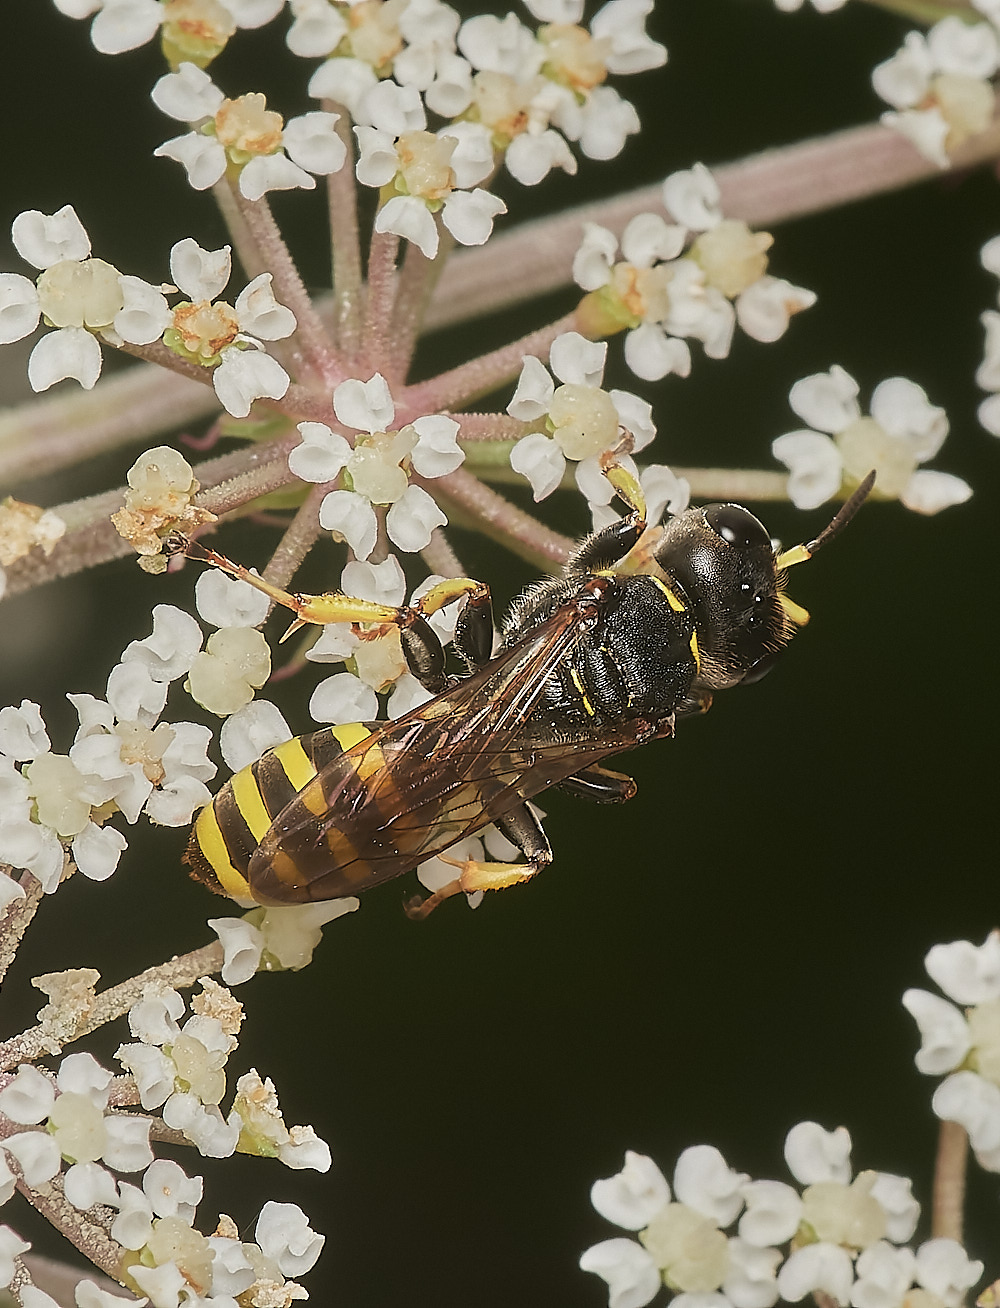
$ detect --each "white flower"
[772,368,968,513]
[901,989,971,1075]
[219,701,292,771]
[725,1237,782,1308]
[143,1159,202,1221]
[925,931,1000,1004]
[777,1243,855,1306]
[255,1201,325,1276]
[784,1121,852,1185]
[591,1151,671,1230]
[914,1238,983,1305]
[738,1180,803,1246]
[0,1226,31,1289]
[580,1237,661,1308]
[673,1145,748,1226]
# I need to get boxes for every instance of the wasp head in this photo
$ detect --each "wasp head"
[652,503,791,690]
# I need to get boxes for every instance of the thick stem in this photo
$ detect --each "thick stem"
[428,467,574,571]
[325,105,364,363]
[362,228,401,370]
[0,873,43,990]
[0,365,219,492]
[390,235,452,384]
[932,1118,968,1243]
[261,483,327,591]
[421,528,468,581]
[0,940,224,1072]
[229,189,339,387]
[424,118,1000,332]
[16,1175,125,1282]
[213,178,266,282]
[403,311,579,416]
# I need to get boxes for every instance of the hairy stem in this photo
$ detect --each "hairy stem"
[16,1174,125,1282]
[0,940,224,1072]
[428,467,574,571]
[230,190,339,386]
[404,311,580,415]
[261,482,327,591]
[362,228,401,370]
[424,118,1000,331]
[932,1118,968,1243]
[326,104,364,364]
[0,873,44,990]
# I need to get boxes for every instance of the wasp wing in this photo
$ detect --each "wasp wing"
[247,600,592,904]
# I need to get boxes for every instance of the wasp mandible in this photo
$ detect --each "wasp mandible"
[176,467,875,918]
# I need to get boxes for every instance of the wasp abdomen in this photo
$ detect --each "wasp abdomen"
[183,721,373,901]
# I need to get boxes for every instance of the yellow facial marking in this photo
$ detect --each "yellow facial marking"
[688,627,700,671]
[195,803,251,900]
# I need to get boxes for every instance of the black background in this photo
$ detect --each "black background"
[2,2,999,1305]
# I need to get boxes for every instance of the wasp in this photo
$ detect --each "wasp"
[176,466,875,918]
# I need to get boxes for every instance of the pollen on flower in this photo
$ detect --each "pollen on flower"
[346,0,406,71]
[111,445,216,570]
[33,968,101,1042]
[169,299,241,361]
[539,22,608,93]
[396,131,457,201]
[214,94,285,157]
[690,220,773,299]
[190,977,244,1037]
[0,499,66,567]
[160,0,237,67]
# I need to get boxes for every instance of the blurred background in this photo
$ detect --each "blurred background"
[2,1,999,1304]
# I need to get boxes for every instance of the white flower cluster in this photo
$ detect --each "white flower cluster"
[115,980,330,1168]
[288,371,459,560]
[507,330,662,505]
[770,366,971,515]
[152,62,347,201]
[580,1123,981,1308]
[293,0,665,194]
[975,234,1000,436]
[872,12,1000,169]
[773,0,847,11]
[574,165,815,382]
[903,931,1000,1173]
[52,0,286,58]
[0,604,217,892]
[0,211,295,418]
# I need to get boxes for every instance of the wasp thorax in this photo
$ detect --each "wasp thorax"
[652,503,790,687]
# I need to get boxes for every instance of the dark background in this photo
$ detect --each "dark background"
[2,1,999,1305]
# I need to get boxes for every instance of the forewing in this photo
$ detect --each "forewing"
[246,602,590,903]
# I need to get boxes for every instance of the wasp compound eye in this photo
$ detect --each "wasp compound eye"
[704,504,771,551]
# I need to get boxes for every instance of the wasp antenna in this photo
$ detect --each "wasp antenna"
[804,470,877,556]
[775,470,876,570]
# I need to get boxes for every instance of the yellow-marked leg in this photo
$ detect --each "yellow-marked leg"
[405,853,549,920]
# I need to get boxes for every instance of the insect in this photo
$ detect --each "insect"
[176,465,875,918]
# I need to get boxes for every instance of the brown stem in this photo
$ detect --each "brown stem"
[325,104,364,364]
[261,483,327,591]
[0,940,224,1072]
[229,189,338,386]
[213,178,266,282]
[424,117,1000,332]
[16,1174,125,1282]
[428,467,574,571]
[420,528,467,580]
[932,1117,968,1242]
[0,873,44,989]
[362,228,401,370]
[403,311,579,416]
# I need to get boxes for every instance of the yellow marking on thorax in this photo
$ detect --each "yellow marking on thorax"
[232,766,273,841]
[195,803,252,900]
[271,736,317,792]
[569,667,596,716]
[688,627,701,672]
[647,575,686,613]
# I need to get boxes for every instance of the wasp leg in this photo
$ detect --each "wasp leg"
[558,765,637,804]
[566,463,649,575]
[404,803,552,920]
[400,577,494,691]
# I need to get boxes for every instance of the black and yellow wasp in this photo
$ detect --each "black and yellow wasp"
[177,467,874,918]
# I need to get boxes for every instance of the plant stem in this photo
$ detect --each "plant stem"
[403,311,579,415]
[362,228,400,370]
[428,467,574,571]
[262,483,327,591]
[424,118,1000,331]
[932,1118,968,1243]
[0,873,43,990]
[0,940,224,1072]
[326,104,364,364]
[230,190,339,386]
[16,1175,125,1282]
